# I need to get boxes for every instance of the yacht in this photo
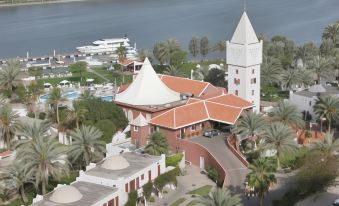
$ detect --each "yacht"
[76,36,137,56]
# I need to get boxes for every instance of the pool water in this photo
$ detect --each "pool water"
[39,90,80,102]
[101,96,113,102]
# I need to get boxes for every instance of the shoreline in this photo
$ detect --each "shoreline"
[0,0,89,8]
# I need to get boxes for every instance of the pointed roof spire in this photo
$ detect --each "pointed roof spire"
[230,12,259,45]
[115,58,180,106]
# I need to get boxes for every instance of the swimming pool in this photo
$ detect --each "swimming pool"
[100,96,113,102]
[39,90,81,102]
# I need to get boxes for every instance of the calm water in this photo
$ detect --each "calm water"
[0,0,338,58]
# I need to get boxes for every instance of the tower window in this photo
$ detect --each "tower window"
[234,78,240,85]
[252,69,254,74]
[235,90,238,96]
[252,90,254,96]
[251,78,257,84]
[236,69,238,74]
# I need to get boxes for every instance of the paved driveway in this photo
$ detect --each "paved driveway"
[190,135,248,188]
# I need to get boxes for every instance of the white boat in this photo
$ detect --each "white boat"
[76,36,137,56]
[79,57,106,66]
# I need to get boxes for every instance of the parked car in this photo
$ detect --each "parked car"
[203,129,221,138]
[333,199,339,206]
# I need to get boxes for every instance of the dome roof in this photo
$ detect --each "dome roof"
[309,84,326,93]
[50,185,82,203]
[102,155,130,170]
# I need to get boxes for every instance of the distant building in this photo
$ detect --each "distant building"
[289,84,339,120]
[226,12,262,113]
[32,152,166,206]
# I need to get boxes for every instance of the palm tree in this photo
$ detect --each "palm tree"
[309,55,333,84]
[138,49,154,62]
[116,46,127,61]
[144,132,169,156]
[14,120,51,148]
[0,161,33,203]
[65,101,87,129]
[163,65,182,77]
[313,95,339,132]
[322,21,339,44]
[247,157,276,206]
[0,94,8,105]
[26,82,43,118]
[153,39,181,65]
[16,135,69,195]
[199,187,243,206]
[47,87,66,124]
[280,68,303,91]
[270,101,305,130]
[0,60,21,94]
[80,89,94,100]
[312,132,339,156]
[261,56,282,86]
[0,105,19,149]
[69,125,105,167]
[294,42,319,68]
[231,111,267,144]
[211,40,226,53]
[262,122,298,168]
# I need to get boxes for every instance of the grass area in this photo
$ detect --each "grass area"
[170,197,187,206]
[187,185,212,196]
[186,200,199,206]
[92,67,133,86]
[36,71,106,86]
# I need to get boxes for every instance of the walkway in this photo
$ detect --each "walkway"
[190,135,248,188]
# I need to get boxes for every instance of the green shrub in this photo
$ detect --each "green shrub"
[95,119,117,143]
[280,147,309,169]
[154,167,179,191]
[149,196,155,202]
[142,181,153,201]
[166,153,183,167]
[27,112,35,118]
[206,167,218,183]
[125,190,138,206]
[38,112,46,120]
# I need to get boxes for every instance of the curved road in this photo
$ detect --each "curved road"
[190,135,248,188]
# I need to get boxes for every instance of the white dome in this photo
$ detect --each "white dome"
[102,155,130,170]
[50,185,82,203]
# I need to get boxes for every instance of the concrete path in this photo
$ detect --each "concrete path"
[296,186,339,206]
[190,135,248,188]
[151,165,215,206]
[87,67,111,82]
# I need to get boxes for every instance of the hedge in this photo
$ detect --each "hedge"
[166,153,183,167]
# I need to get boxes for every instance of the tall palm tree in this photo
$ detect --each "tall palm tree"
[116,46,127,61]
[153,39,181,65]
[69,125,105,167]
[270,101,305,130]
[14,120,51,148]
[138,49,154,62]
[313,95,339,132]
[16,135,69,195]
[163,65,183,77]
[47,87,66,124]
[144,132,169,156]
[247,158,276,206]
[231,111,267,143]
[65,101,87,129]
[262,122,298,168]
[294,42,319,68]
[211,40,226,53]
[309,55,333,84]
[261,56,282,86]
[322,21,339,44]
[199,187,243,206]
[0,60,21,94]
[0,161,33,203]
[0,105,19,149]
[26,82,43,118]
[312,132,339,156]
[280,68,303,91]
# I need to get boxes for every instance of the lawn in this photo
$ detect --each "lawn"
[187,185,212,196]
[92,67,133,86]
[170,197,187,206]
[186,200,199,206]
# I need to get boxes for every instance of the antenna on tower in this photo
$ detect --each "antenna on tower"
[243,0,246,12]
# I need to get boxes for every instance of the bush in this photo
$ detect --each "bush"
[38,112,47,120]
[149,196,155,202]
[206,167,218,183]
[95,119,117,143]
[280,147,309,169]
[27,112,35,118]
[166,153,183,167]
[144,132,169,156]
[154,167,180,192]
[125,190,138,206]
[142,181,153,201]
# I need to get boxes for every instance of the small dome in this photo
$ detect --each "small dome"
[50,185,82,203]
[102,155,130,170]
[309,84,326,93]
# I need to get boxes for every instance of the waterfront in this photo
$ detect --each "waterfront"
[0,0,338,58]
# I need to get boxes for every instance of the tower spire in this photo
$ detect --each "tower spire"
[243,0,246,12]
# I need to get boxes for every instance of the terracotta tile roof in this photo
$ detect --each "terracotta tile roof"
[207,94,253,108]
[150,94,253,129]
[0,150,12,158]
[118,59,142,66]
[160,75,212,97]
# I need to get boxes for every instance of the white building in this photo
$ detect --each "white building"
[32,152,166,206]
[226,11,263,113]
[289,84,339,120]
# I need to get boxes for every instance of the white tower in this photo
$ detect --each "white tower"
[226,11,262,113]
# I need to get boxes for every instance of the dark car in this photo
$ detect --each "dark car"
[203,129,221,138]
[333,199,339,206]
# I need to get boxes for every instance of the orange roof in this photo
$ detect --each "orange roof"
[150,94,253,129]
[207,94,253,108]
[160,75,213,97]
[118,59,142,66]
[0,150,12,157]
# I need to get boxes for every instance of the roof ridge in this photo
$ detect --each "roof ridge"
[203,101,210,119]
[205,100,243,109]
[161,74,210,84]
